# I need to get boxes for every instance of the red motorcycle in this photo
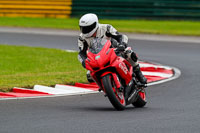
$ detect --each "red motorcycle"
[85,38,147,110]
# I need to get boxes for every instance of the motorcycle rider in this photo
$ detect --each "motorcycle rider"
[78,13,147,84]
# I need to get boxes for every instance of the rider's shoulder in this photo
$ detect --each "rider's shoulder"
[99,24,115,34]
[99,24,113,29]
[78,33,85,41]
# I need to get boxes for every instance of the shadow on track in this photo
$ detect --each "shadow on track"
[69,106,149,112]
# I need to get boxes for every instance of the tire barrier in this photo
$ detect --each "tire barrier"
[0,0,72,18]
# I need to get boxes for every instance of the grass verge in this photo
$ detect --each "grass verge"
[0,17,200,36]
[0,44,87,92]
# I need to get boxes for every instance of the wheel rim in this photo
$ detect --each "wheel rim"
[139,91,146,101]
[115,90,125,105]
[110,77,125,105]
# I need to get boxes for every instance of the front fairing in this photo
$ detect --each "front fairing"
[85,38,132,87]
[85,38,117,71]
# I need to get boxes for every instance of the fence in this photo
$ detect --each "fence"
[71,0,200,20]
[0,0,200,20]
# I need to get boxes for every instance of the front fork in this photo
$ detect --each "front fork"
[100,72,121,90]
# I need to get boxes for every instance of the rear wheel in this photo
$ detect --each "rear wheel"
[132,88,147,107]
[102,74,126,111]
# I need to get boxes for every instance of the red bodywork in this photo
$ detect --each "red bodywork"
[85,40,133,92]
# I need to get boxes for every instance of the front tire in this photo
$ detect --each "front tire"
[102,74,126,111]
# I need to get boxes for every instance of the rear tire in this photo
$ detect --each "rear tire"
[132,89,147,108]
[102,74,126,111]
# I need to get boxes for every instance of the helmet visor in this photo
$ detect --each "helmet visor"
[80,22,97,34]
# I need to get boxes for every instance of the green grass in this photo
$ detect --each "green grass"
[0,44,87,92]
[0,17,200,36]
[0,17,199,91]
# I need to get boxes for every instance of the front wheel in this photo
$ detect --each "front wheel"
[102,74,126,111]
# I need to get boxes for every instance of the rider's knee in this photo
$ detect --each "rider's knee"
[131,51,138,62]
[125,50,138,62]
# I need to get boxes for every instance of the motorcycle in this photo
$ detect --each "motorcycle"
[85,37,147,110]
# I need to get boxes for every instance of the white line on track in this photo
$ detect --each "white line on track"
[147,67,181,86]
[143,72,173,78]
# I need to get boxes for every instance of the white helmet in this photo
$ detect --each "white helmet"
[79,13,99,38]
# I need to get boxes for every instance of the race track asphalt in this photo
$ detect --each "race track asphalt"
[0,31,200,133]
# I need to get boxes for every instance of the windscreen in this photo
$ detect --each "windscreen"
[89,38,107,54]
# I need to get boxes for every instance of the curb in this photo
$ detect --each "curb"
[0,61,181,100]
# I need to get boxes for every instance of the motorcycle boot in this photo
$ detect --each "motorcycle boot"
[125,50,147,84]
[133,64,147,84]
[86,70,94,83]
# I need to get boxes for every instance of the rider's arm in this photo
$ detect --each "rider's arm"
[105,24,128,45]
[78,36,88,68]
